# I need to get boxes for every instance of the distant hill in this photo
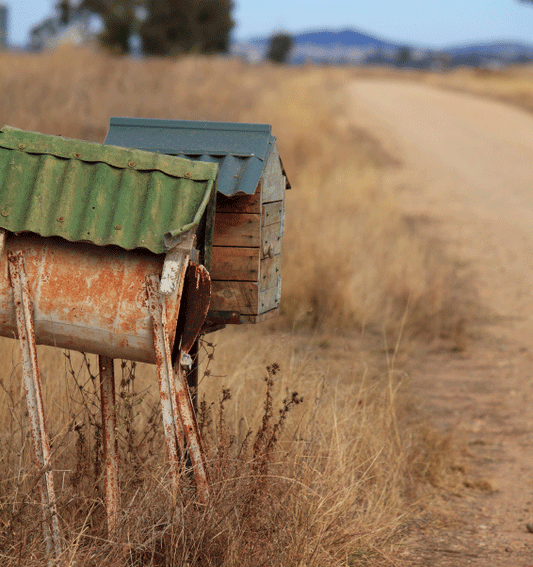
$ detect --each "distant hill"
[447,41,533,58]
[243,28,398,50]
[232,28,533,68]
[289,29,398,49]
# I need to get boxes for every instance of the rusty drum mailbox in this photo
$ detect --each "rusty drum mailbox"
[0,125,219,557]
[104,118,290,329]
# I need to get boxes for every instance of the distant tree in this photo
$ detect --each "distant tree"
[397,46,411,66]
[266,32,293,64]
[139,0,195,55]
[80,0,234,56]
[195,0,233,53]
[140,0,233,55]
[80,0,138,54]
[56,0,72,25]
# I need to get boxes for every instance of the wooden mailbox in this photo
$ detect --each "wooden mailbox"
[104,118,290,328]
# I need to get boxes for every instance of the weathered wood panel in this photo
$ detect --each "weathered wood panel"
[215,189,261,214]
[261,142,286,203]
[259,282,281,314]
[210,281,258,315]
[259,254,281,291]
[208,140,287,321]
[204,308,278,326]
[211,247,260,281]
[261,222,282,258]
[210,250,280,288]
[213,213,260,247]
[210,281,280,315]
[213,201,283,249]
[262,202,283,226]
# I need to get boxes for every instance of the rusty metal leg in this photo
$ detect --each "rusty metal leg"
[172,357,210,504]
[7,251,62,560]
[146,276,184,487]
[99,355,120,535]
[146,276,210,503]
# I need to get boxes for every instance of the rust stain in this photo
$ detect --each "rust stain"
[99,355,120,536]
[0,236,182,363]
[7,251,62,560]
[1,237,212,549]
[147,274,210,503]
[146,276,183,486]
[172,362,210,504]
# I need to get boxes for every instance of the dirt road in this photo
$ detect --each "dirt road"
[348,80,533,565]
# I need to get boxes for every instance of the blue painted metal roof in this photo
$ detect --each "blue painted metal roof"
[104,118,289,197]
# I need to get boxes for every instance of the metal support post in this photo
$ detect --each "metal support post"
[146,276,184,487]
[99,355,120,535]
[7,251,62,561]
[146,275,210,504]
[172,357,210,503]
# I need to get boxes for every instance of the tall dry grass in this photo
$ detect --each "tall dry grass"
[0,45,468,340]
[0,46,466,565]
[420,64,533,115]
[0,334,451,566]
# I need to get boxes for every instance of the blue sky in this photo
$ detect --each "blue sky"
[2,0,533,48]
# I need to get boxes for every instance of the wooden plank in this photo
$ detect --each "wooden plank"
[259,254,281,291]
[213,213,260,247]
[215,189,261,214]
[262,202,283,226]
[210,280,280,316]
[205,308,279,326]
[261,174,285,205]
[262,222,282,258]
[209,254,280,290]
[213,203,283,246]
[261,143,286,204]
[210,281,258,315]
[211,247,260,281]
[258,282,281,314]
[240,309,279,324]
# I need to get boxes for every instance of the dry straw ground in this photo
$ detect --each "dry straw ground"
[0,46,481,566]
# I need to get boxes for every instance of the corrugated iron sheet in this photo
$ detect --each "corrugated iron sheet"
[0,126,218,254]
[104,118,290,197]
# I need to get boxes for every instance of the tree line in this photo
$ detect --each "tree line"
[57,0,234,56]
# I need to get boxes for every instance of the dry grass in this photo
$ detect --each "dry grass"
[419,64,533,115]
[0,45,469,565]
[0,334,451,566]
[349,63,533,117]
[0,45,469,341]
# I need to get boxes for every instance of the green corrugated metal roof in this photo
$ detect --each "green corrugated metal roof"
[104,118,290,197]
[0,126,218,254]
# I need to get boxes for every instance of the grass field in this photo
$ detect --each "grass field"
[0,46,483,565]
[421,64,533,114]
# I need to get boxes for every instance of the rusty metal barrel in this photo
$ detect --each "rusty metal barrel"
[0,235,179,363]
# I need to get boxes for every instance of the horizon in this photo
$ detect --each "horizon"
[238,27,533,50]
[2,0,533,49]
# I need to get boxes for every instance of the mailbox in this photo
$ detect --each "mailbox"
[104,118,290,327]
